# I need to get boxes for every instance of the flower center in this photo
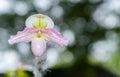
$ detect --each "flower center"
[33,15,47,29]
[34,33,43,38]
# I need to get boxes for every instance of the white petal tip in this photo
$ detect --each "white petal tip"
[8,39,11,44]
[65,40,69,46]
[8,39,13,45]
[62,40,69,47]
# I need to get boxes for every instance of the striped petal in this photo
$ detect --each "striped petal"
[8,27,38,44]
[25,14,54,29]
[44,28,68,46]
[31,38,46,57]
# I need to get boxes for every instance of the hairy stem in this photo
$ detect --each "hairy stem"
[33,54,47,77]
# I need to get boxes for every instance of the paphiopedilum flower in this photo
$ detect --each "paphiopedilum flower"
[8,14,68,57]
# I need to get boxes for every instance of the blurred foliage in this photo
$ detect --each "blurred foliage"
[5,68,29,77]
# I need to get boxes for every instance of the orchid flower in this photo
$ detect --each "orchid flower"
[8,14,68,57]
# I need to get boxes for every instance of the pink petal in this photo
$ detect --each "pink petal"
[8,27,38,44]
[31,38,46,57]
[43,28,68,46]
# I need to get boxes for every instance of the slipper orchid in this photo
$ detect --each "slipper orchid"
[8,14,68,57]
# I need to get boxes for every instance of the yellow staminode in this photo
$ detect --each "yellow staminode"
[34,15,47,29]
[34,33,43,38]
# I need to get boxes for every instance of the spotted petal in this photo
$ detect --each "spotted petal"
[8,27,38,44]
[44,28,68,46]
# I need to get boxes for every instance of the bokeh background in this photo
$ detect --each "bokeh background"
[0,0,120,77]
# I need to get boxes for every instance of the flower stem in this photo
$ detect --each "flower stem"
[33,54,47,77]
